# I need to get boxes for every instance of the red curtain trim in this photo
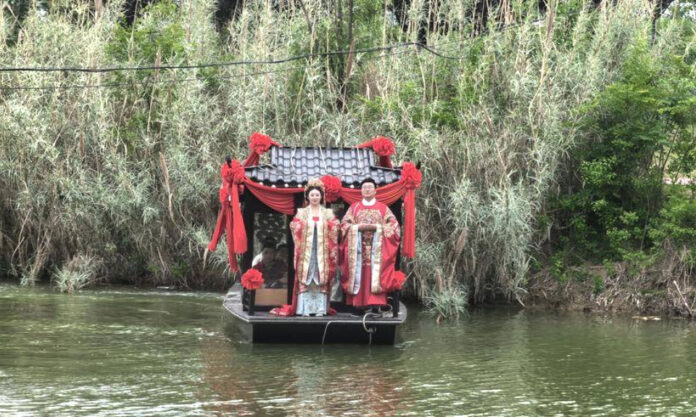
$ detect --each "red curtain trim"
[209,173,419,273]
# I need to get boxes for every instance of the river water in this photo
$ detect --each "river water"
[1,284,695,416]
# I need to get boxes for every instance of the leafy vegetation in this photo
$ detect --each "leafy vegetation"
[1,0,695,317]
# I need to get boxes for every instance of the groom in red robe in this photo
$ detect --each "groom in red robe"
[340,178,400,308]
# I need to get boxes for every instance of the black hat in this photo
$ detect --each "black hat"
[360,177,377,187]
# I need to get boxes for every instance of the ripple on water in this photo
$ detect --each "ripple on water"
[2,287,696,415]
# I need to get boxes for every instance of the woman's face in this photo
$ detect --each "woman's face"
[308,189,322,206]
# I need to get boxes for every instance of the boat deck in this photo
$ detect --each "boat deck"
[222,286,407,344]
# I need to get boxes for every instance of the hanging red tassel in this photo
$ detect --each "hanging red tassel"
[400,162,422,259]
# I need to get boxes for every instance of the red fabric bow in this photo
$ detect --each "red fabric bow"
[370,136,396,156]
[250,132,280,155]
[244,132,281,166]
[357,136,396,168]
[401,162,422,190]
[320,175,342,203]
[241,268,264,290]
[391,270,407,291]
[358,136,395,156]
[230,160,245,184]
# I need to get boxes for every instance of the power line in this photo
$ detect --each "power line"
[0,65,307,91]
[0,41,460,75]
[0,43,443,91]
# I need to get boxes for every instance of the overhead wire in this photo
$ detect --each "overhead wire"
[0,39,463,92]
[0,41,461,75]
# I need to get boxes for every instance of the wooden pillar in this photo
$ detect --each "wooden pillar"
[241,189,255,313]
[389,198,404,317]
[248,290,256,315]
[286,192,303,304]
[389,199,403,270]
[241,188,256,272]
[286,213,294,304]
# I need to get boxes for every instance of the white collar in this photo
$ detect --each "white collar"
[362,198,376,206]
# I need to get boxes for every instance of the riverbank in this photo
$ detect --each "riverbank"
[525,258,696,318]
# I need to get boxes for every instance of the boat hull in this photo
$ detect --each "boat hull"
[223,286,406,344]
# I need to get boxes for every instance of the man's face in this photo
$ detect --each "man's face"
[261,247,276,264]
[361,182,376,200]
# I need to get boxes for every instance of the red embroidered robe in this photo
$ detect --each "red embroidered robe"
[271,206,339,316]
[340,200,400,307]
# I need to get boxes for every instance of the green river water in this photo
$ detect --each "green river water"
[1,284,696,416]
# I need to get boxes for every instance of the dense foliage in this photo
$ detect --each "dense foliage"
[1,0,695,315]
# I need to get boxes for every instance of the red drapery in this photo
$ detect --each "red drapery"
[208,134,421,272]
[356,136,395,168]
[243,132,281,167]
[207,160,248,272]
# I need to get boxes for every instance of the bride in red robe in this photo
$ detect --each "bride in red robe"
[271,178,339,317]
[340,177,400,308]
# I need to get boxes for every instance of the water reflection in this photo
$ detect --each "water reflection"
[199,330,409,416]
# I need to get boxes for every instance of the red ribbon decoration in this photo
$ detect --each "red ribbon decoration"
[243,132,281,166]
[207,160,248,272]
[391,270,407,291]
[241,268,264,290]
[320,175,342,203]
[209,134,422,273]
[399,162,422,258]
[356,136,395,168]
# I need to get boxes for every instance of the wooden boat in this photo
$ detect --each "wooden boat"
[223,285,407,344]
[212,136,421,345]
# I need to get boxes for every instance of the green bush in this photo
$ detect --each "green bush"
[649,189,696,246]
[1,0,695,316]
[552,40,696,261]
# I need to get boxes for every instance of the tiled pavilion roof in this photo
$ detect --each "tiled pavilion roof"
[244,146,401,187]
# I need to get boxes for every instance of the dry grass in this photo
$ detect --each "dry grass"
[1,0,691,312]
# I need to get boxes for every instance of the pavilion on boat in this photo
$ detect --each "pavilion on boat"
[208,133,422,344]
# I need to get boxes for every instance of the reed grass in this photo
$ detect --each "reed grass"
[1,0,692,312]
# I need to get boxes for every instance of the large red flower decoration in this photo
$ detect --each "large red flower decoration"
[356,136,396,157]
[401,162,422,190]
[320,175,342,203]
[249,132,280,155]
[230,160,245,184]
[241,268,264,290]
[370,136,395,157]
[220,162,234,184]
[391,271,406,291]
[220,160,246,184]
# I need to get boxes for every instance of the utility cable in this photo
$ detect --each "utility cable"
[0,45,430,91]
[0,41,461,74]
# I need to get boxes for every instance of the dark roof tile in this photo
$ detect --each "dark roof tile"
[245,146,402,186]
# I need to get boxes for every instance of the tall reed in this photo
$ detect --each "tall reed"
[1,0,690,310]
